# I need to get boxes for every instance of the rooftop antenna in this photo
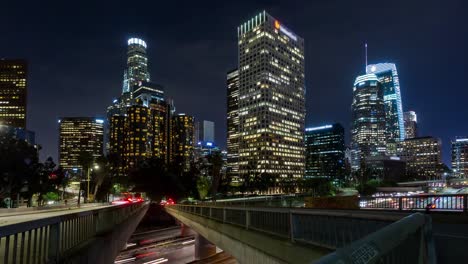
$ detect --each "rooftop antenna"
[365,42,368,73]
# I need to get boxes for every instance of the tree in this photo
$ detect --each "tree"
[77,151,93,204]
[206,152,224,199]
[196,176,211,200]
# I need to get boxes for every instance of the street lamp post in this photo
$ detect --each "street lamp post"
[87,165,99,203]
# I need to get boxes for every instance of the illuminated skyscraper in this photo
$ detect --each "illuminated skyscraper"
[226,69,240,178]
[452,137,468,178]
[122,38,150,95]
[404,111,418,139]
[351,74,386,171]
[366,63,405,144]
[107,38,173,174]
[59,117,104,171]
[305,124,345,180]
[400,136,442,180]
[171,114,194,171]
[0,59,27,128]
[237,11,306,180]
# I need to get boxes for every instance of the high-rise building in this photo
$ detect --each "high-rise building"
[400,136,442,180]
[351,74,386,171]
[226,69,240,178]
[171,114,194,171]
[305,124,345,180]
[202,120,215,143]
[0,125,36,145]
[107,38,174,175]
[237,11,306,180]
[366,63,405,143]
[59,117,104,171]
[0,59,27,128]
[122,38,150,95]
[404,111,418,139]
[452,137,468,178]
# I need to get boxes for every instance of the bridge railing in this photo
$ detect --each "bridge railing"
[360,194,468,212]
[316,213,436,264]
[169,204,436,263]
[0,202,148,264]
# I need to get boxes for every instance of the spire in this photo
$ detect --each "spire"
[365,42,368,73]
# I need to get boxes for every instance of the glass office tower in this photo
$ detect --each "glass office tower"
[227,69,240,179]
[0,59,27,128]
[305,124,345,180]
[351,74,386,171]
[452,137,468,178]
[404,111,418,139]
[122,38,150,95]
[366,63,405,144]
[59,117,104,172]
[237,11,306,180]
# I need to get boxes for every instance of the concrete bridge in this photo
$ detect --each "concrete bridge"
[166,204,439,263]
[0,201,149,264]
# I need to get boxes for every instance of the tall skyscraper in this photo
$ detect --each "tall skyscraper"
[59,117,104,171]
[237,11,306,180]
[305,124,345,180]
[366,63,405,143]
[226,69,240,178]
[171,113,194,171]
[400,136,442,180]
[122,38,150,95]
[107,38,173,175]
[202,120,215,142]
[351,74,386,171]
[404,111,418,139]
[452,137,468,178]
[0,59,27,128]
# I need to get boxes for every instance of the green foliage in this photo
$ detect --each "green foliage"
[42,191,59,202]
[196,176,211,200]
[298,178,336,197]
[357,179,380,196]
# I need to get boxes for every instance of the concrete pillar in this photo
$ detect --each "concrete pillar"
[195,234,216,260]
[180,222,196,237]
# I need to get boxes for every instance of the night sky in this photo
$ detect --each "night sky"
[2,0,467,166]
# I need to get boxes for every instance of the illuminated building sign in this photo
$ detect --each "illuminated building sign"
[274,20,297,41]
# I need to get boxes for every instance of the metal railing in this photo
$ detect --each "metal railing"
[316,213,436,264]
[0,202,148,264]
[360,194,468,212]
[168,204,436,263]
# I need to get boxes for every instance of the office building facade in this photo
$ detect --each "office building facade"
[0,59,27,128]
[59,117,104,171]
[237,11,306,180]
[351,74,386,171]
[227,69,240,179]
[400,136,442,180]
[305,124,345,180]
[366,63,405,143]
[452,137,468,178]
[404,111,418,139]
[122,38,150,95]
[171,114,195,171]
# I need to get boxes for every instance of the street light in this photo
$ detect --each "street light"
[87,164,99,203]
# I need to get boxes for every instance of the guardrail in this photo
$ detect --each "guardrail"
[168,204,435,263]
[0,202,148,264]
[360,194,468,212]
[316,213,436,264]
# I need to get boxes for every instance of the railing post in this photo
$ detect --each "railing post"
[246,210,250,230]
[48,222,61,262]
[398,197,403,210]
[289,211,294,242]
[209,207,212,218]
[464,195,468,213]
[223,208,226,223]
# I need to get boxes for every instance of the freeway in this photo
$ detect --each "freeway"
[115,226,197,264]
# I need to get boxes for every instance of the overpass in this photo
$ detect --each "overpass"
[0,201,149,264]
[166,204,437,263]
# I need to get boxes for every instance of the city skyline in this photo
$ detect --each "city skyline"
[2,1,467,166]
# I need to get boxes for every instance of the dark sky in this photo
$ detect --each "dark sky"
[2,0,467,166]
